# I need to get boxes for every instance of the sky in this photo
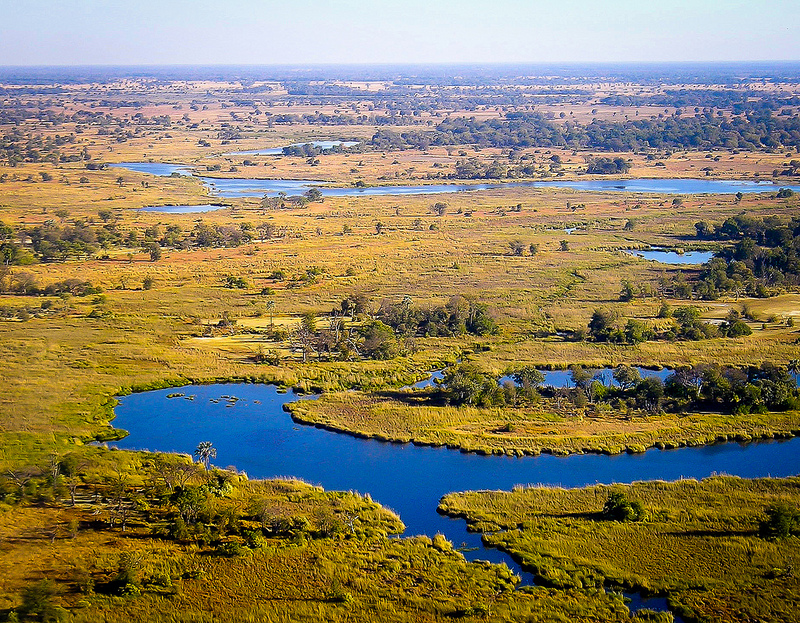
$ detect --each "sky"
[0,0,798,66]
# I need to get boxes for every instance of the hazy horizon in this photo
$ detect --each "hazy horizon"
[1,1,798,67]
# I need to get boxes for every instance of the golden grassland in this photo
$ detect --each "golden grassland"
[287,390,800,457]
[0,450,665,623]
[439,476,800,622]
[1,77,799,621]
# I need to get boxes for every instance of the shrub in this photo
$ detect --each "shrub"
[759,503,800,539]
[603,492,646,522]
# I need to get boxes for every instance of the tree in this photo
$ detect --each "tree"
[619,280,635,302]
[432,201,448,216]
[513,366,546,390]
[613,365,641,391]
[588,308,618,342]
[569,365,598,398]
[603,492,645,522]
[509,239,525,256]
[358,320,398,360]
[304,187,323,202]
[559,239,570,251]
[147,242,162,262]
[440,363,497,406]
[635,377,664,412]
[759,503,800,539]
[194,441,216,471]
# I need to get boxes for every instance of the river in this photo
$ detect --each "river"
[108,162,800,202]
[112,381,800,617]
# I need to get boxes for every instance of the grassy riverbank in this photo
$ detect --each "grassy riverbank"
[288,390,800,456]
[439,476,800,622]
[0,449,668,623]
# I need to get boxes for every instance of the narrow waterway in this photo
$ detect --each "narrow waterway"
[112,381,800,618]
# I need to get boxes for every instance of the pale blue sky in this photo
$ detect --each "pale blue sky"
[1,0,797,65]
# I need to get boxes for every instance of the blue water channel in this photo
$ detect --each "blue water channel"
[624,248,715,265]
[112,381,800,617]
[109,162,800,203]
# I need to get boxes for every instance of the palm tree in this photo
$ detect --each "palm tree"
[265,300,275,328]
[789,359,800,386]
[194,441,216,471]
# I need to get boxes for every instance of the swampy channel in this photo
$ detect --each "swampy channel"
[112,379,800,618]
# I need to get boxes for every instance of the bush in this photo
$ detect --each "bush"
[603,492,646,522]
[759,503,800,539]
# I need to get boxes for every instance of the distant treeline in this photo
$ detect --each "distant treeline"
[369,111,800,152]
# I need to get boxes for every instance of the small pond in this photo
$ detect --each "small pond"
[624,248,715,265]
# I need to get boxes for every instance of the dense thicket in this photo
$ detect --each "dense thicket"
[369,111,800,152]
[694,212,800,298]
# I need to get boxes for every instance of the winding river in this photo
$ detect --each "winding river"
[112,381,800,616]
[109,162,800,202]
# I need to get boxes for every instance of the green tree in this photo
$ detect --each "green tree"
[18,579,60,621]
[440,363,497,406]
[603,492,645,522]
[613,365,641,391]
[759,503,800,539]
[147,242,162,262]
[513,366,546,390]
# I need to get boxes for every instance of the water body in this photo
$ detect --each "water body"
[624,248,715,265]
[113,383,799,611]
[108,162,800,201]
[110,162,191,176]
[499,366,672,389]
[227,140,360,155]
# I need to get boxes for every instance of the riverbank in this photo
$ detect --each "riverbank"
[286,390,800,456]
[438,476,800,622]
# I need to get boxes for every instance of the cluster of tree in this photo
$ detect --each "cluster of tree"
[600,89,800,113]
[586,157,631,174]
[556,362,799,415]
[376,295,499,338]
[0,128,86,165]
[452,157,540,179]
[0,218,296,265]
[366,111,800,153]
[663,362,799,414]
[588,305,751,345]
[284,310,403,363]
[693,213,800,298]
[437,361,799,416]
[0,267,102,298]
[281,143,353,157]
[260,188,324,210]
